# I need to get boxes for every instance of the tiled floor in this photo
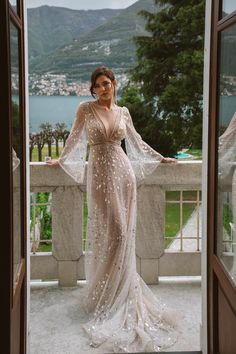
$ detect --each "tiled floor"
[29,276,201,354]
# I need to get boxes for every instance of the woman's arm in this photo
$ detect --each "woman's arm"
[47,102,88,184]
[123,106,176,182]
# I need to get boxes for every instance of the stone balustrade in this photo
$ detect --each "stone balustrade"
[30,161,202,286]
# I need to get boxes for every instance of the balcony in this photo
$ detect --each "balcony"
[29,161,202,353]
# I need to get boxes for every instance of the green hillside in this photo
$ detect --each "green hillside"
[28,6,121,58]
[29,0,159,81]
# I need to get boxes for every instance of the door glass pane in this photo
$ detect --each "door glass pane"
[10,22,22,284]
[9,0,20,16]
[217,23,236,286]
[222,0,236,18]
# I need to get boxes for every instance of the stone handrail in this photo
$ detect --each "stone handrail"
[30,161,202,286]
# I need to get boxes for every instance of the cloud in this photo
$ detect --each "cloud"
[26,0,138,10]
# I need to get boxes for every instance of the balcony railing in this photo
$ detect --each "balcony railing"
[30,161,202,286]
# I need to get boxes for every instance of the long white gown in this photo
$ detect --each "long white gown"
[58,101,179,353]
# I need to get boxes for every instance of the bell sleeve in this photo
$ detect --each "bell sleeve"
[123,106,164,183]
[58,102,88,184]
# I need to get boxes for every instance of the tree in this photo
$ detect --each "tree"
[34,132,45,161]
[132,0,205,151]
[53,122,68,156]
[39,122,54,157]
[119,85,176,155]
[29,133,37,161]
[61,129,70,147]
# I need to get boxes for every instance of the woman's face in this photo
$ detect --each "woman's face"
[94,75,116,101]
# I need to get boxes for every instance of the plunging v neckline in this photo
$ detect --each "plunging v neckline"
[90,102,121,139]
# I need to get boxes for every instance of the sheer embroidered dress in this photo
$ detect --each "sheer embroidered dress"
[58,101,179,353]
[219,112,236,183]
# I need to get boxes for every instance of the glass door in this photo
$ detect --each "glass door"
[217,22,236,287]
[0,1,27,353]
[208,1,236,353]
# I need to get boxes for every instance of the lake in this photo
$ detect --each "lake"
[29,96,93,133]
[28,95,236,133]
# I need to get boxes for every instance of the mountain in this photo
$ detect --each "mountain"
[29,0,159,81]
[27,6,121,58]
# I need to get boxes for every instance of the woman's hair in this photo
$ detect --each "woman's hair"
[90,66,116,98]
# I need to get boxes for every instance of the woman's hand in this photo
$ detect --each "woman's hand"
[161,157,177,163]
[46,159,60,167]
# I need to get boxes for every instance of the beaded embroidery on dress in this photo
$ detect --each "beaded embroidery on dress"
[58,101,180,353]
[218,112,236,183]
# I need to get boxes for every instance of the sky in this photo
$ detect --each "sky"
[27,0,138,10]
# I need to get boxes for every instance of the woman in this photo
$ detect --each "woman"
[47,67,179,352]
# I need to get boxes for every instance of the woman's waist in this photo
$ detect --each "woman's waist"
[89,140,122,148]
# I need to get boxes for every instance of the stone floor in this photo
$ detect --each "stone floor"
[29,276,202,354]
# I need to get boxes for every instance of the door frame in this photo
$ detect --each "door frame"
[201,0,212,353]
[0,1,28,353]
[207,1,236,353]
[0,1,14,350]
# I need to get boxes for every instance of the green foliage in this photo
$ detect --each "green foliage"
[31,145,62,162]
[186,149,202,159]
[119,85,176,155]
[221,28,236,76]
[28,6,121,58]
[31,193,52,241]
[223,203,233,236]
[165,191,198,248]
[37,243,52,252]
[29,0,156,79]
[165,202,196,247]
[130,0,205,152]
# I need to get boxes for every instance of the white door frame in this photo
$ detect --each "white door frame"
[202,0,212,353]
[23,1,31,352]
